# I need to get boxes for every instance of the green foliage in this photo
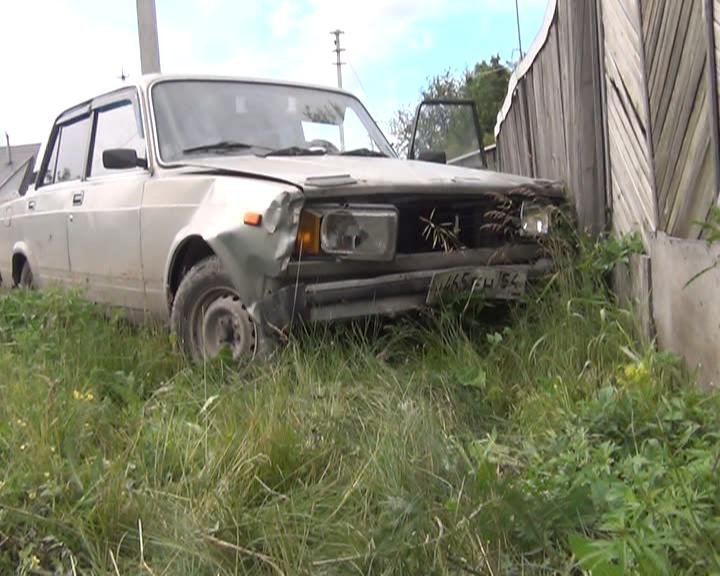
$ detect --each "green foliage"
[0,234,718,574]
[699,206,720,244]
[578,231,645,277]
[500,371,720,574]
[685,207,720,287]
[390,71,462,158]
[420,208,463,252]
[390,56,511,156]
[464,56,513,146]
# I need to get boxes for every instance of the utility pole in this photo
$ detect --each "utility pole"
[136,0,161,74]
[514,0,524,60]
[331,29,345,89]
[330,29,346,150]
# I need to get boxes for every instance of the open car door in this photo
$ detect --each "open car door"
[408,99,487,169]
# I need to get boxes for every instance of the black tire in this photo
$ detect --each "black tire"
[18,260,35,289]
[171,256,259,362]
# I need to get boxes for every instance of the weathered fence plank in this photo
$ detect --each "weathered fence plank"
[495,0,606,234]
[642,0,715,238]
[601,0,657,243]
[496,0,718,241]
[494,0,720,386]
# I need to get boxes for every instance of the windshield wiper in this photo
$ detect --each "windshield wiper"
[263,146,328,157]
[182,140,268,155]
[339,148,388,158]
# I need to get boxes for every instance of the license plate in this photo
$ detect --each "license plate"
[426,267,527,304]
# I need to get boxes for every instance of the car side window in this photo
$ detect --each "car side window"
[41,133,61,186]
[53,117,91,183]
[39,116,91,187]
[90,100,146,177]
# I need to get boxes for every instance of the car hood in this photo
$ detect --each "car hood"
[177,155,563,199]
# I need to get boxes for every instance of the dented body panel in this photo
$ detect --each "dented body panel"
[175,154,563,200]
[138,173,303,320]
[0,74,563,337]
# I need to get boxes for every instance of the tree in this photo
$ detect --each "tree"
[465,56,512,146]
[389,56,511,157]
[389,71,463,157]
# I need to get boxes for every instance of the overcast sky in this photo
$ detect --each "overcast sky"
[0,0,547,145]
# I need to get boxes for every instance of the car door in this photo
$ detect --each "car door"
[17,112,92,287]
[408,99,486,169]
[66,90,148,310]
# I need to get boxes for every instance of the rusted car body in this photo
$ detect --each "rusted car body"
[0,75,562,359]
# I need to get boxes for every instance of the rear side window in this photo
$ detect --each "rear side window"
[90,100,146,177]
[40,116,91,186]
[41,134,60,186]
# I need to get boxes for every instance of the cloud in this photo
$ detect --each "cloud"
[269,1,300,38]
[0,0,549,144]
[0,0,140,144]
[244,0,543,127]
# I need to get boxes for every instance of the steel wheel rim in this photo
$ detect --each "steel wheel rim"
[190,288,257,361]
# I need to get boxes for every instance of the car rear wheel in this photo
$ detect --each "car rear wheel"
[171,256,258,362]
[18,260,35,289]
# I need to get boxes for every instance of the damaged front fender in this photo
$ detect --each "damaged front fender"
[163,176,305,324]
[209,188,305,318]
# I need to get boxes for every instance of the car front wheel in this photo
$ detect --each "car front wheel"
[171,256,259,362]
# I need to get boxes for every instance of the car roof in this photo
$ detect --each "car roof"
[54,74,359,123]
[137,73,356,97]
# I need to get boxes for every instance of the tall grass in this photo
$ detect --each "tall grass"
[0,234,718,575]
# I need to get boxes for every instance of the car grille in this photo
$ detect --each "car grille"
[393,196,524,254]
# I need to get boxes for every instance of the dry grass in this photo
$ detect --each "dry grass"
[0,235,718,574]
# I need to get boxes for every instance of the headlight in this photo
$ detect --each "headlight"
[520,202,551,236]
[320,207,398,261]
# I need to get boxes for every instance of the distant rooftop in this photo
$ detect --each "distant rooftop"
[0,143,41,196]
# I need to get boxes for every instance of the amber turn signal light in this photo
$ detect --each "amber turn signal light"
[244,212,262,226]
[296,210,321,255]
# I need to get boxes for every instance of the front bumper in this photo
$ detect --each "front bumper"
[256,258,553,329]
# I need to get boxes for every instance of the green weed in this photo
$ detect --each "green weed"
[0,233,717,575]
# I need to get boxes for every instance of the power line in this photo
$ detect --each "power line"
[347,61,370,99]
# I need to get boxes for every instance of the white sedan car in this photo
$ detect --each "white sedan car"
[0,75,561,360]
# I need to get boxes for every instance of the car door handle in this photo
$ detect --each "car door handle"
[72,192,84,206]
[27,200,36,211]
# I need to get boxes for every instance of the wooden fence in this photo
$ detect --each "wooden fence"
[643,0,715,238]
[496,0,719,243]
[494,0,720,386]
[495,0,607,235]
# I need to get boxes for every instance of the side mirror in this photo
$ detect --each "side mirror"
[103,148,148,170]
[418,151,447,164]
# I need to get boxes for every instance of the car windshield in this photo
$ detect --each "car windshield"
[152,80,395,162]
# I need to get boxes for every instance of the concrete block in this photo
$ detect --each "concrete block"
[651,232,720,388]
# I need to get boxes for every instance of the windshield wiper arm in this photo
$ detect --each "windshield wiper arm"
[263,146,327,157]
[339,148,388,158]
[182,140,267,155]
